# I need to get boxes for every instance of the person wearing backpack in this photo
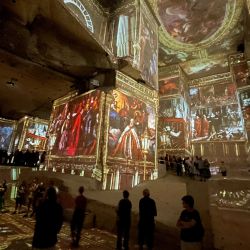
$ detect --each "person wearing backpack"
[176,195,204,250]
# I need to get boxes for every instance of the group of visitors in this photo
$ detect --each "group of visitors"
[0,149,46,167]
[13,178,47,216]
[116,189,204,250]
[162,154,212,181]
[3,177,204,250]
[116,189,157,250]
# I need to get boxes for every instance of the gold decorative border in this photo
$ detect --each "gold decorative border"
[116,71,158,105]
[188,72,233,87]
[159,64,180,79]
[149,0,244,52]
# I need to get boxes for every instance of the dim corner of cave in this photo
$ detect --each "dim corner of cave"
[1,0,250,249]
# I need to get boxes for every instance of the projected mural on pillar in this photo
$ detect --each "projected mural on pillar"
[108,90,156,162]
[48,91,101,157]
[159,97,189,120]
[139,5,158,89]
[0,119,15,151]
[23,122,48,151]
[159,76,184,96]
[114,10,136,58]
[190,82,245,141]
[158,118,185,149]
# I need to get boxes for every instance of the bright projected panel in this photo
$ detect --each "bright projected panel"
[190,82,237,108]
[23,122,48,151]
[159,97,189,120]
[49,90,101,157]
[158,118,186,149]
[190,81,245,142]
[107,90,156,162]
[159,76,180,96]
[139,6,158,89]
[0,119,15,151]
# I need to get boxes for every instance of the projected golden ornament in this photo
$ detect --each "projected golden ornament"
[141,128,150,181]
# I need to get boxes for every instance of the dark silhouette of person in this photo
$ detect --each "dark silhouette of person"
[138,188,157,250]
[176,195,204,250]
[71,186,87,247]
[116,190,132,250]
[32,187,63,249]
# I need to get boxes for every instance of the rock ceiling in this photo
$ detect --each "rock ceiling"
[0,0,249,119]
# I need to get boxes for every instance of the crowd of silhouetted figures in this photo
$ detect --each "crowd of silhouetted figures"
[0,149,46,167]
[160,154,212,181]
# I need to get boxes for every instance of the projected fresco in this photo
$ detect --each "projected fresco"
[159,98,189,120]
[191,104,245,142]
[139,8,158,89]
[49,91,101,157]
[114,10,136,58]
[23,122,48,151]
[159,76,180,96]
[158,118,185,149]
[0,119,15,151]
[157,0,227,43]
[239,88,250,127]
[190,82,237,108]
[107,90,156,162]
[232,62,249,88]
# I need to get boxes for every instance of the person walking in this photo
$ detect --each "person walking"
[138,189,157,250]
[70,186,87,248]
[116,190,132,250]
[32,187,63,250]
[177,195,204,250]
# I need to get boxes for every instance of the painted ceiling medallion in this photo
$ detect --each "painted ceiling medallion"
[150,0,243,52]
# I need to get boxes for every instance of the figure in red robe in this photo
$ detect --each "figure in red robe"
[194,115,202,138]
[112,119,142,160]
[67,103,84,156]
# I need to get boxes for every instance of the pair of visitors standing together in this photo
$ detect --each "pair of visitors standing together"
[116,188,157,250]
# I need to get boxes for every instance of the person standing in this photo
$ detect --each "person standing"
[70,186,87,248]
[116,190,132,250]
[32,187,63,249]
[177,195,204,250]
[138,189,157,250]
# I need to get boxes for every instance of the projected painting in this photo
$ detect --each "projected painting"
[159,76,180,96]
[157,0,227,43]
[191,104,245,142]
[159,98,189,121]
[23,122,48,151]
[0,119,15,151]
[114,10,136,58]
[158,118,185,149]
[107,90,156,162]
[239,88,250,128]
[190,83,237,108]
[49,91,101,157]
[139,8,158,89]
[232,62,249,88]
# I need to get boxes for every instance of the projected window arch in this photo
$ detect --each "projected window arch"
[64,0,94,33]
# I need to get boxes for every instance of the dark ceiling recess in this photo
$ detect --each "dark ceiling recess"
[237,43,245,53]
[6,77,17,86]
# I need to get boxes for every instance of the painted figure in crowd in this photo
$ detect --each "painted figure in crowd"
[112,118,142,160]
